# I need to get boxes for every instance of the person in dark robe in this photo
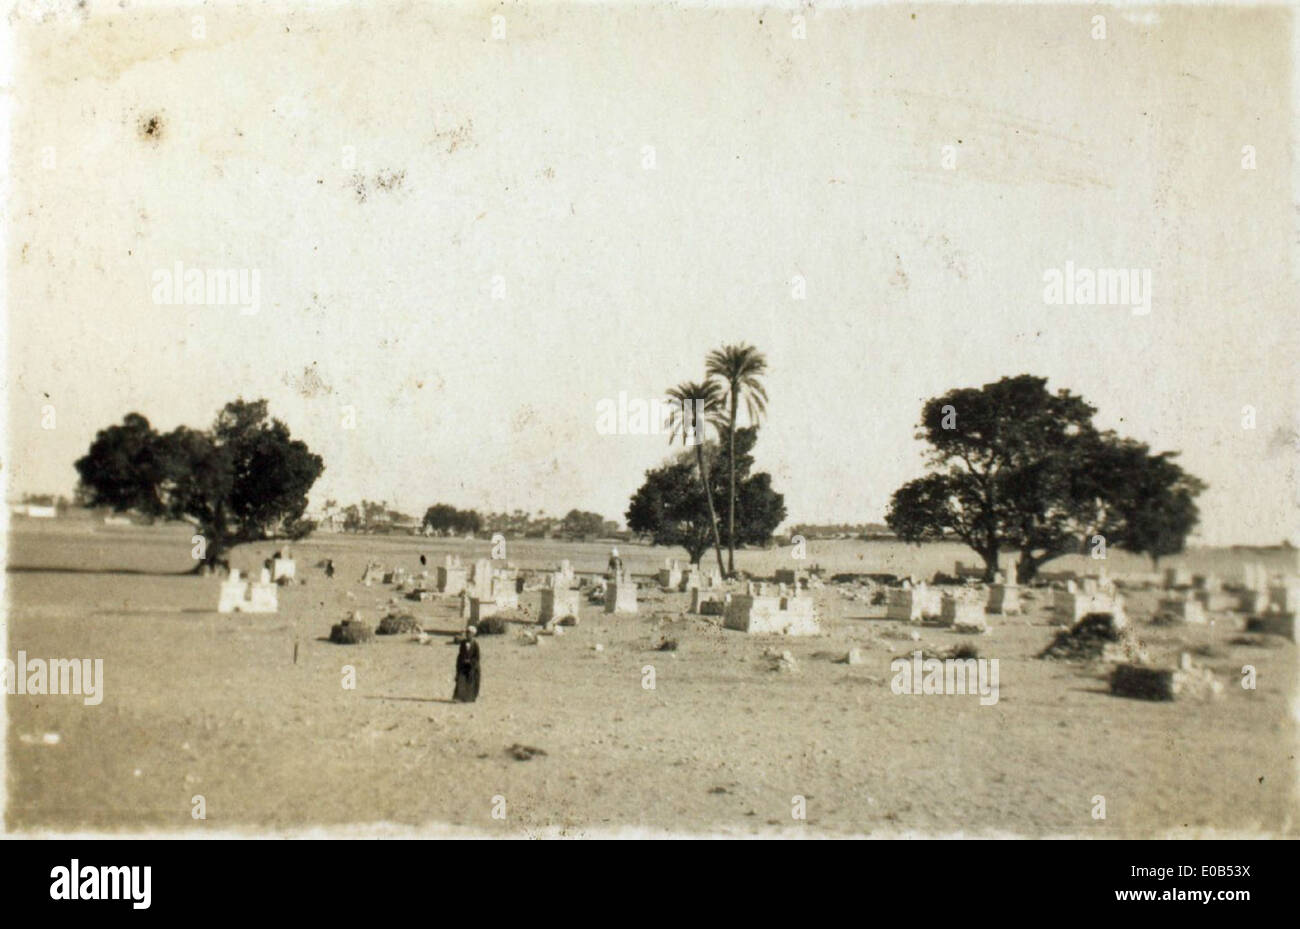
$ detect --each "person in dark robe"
[452,626,481,703]
[607,547,623,577]
[324,559,335,578]
[420,554,427,566]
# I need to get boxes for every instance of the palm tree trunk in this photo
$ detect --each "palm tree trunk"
[695,443,726,577]
[727,395,737,577]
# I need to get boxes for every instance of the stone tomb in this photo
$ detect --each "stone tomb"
[1158,596,1206,625]
[940,593,989,632]
[680,566,722,592]
[885,582,941,622]
[690,587,729,616]
[1053,581,1126,625]
[1245,612,1298,642]
[986,581,1021,615]
[657,559,683,590]
[460,572,518,619]
[540,584,581,625]
[271,557,296,581]
[774,567,806,587]
[1267,580,1300,614]
[437,556,467,595]
[1192,589,1236,613]
[1163,567,1192,589]
[1192,573,1222,594]
[1241,563,1270,592]
[216,569,278,614]
[723,583,819,636]
[1236,590,1266,614]
[604,571,638,614]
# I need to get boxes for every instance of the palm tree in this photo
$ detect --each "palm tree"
[666,380,727,576]
[706,343,768,576]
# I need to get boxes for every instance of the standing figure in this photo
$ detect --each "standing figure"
[324,558,335,578]
[607,547,623,577]
[453,626,481,703]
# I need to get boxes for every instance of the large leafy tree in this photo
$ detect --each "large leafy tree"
[665,380,727,576]
[885,375,1204,582]
[75,399,323,570]
[1092,438,1206,568]
[627,433,785,565]
[706,343,768,576]
[559,509,604,540]
[422,504,481,535]
[626,457,715,564]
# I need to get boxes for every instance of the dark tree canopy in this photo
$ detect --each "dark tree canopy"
[886,375,1205,581]
[559,509,604,540]
[1093,438,1206,567]
[75,399,323,568]
[627,430,786,564]
[422,504,482,536]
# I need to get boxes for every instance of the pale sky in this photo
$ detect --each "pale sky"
[5,2,1297,544]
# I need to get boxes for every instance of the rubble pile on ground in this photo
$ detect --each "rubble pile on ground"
[376,613,423,635]
[1111,656,1224,701]
[1038,612,1148,664]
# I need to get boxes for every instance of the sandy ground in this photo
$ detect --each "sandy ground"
[4,521,1298,836]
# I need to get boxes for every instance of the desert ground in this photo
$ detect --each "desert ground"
[5,519,1297,837]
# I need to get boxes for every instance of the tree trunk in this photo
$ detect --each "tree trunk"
[186,529,231,575]
[695,443,726,578]
[1016,550,1052,584]
[727,398,737,578]
[981,543,999,582]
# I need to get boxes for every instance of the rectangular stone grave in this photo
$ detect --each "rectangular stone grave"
[1236,590,1265,613]
[1164,567,1192,589]
[246,582,279,613]
[1245,613,1298,641]
[723,592,819,636]
[217,574,247,613]
[657,559,683,590]
[1192,573,1221,594]
[885,583,940,622]
[1158,597,1206,624]
[941,594,987,631]
[690,588,729,615]
[437,565,467,595]
[540,587,580,625]
[1192,590,1235,612]
[1054,585,1126,625]
[271,558,296,581]
[605,575,638,614]
[1268,581,1300,614]
[986,583,1021,615]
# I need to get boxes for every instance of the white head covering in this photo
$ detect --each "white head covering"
[610,547,620,557]
[465,625,477,636]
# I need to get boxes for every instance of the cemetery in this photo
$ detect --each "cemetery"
[7,522,1298,836]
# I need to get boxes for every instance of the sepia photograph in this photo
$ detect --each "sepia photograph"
[1,0,1296,871]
